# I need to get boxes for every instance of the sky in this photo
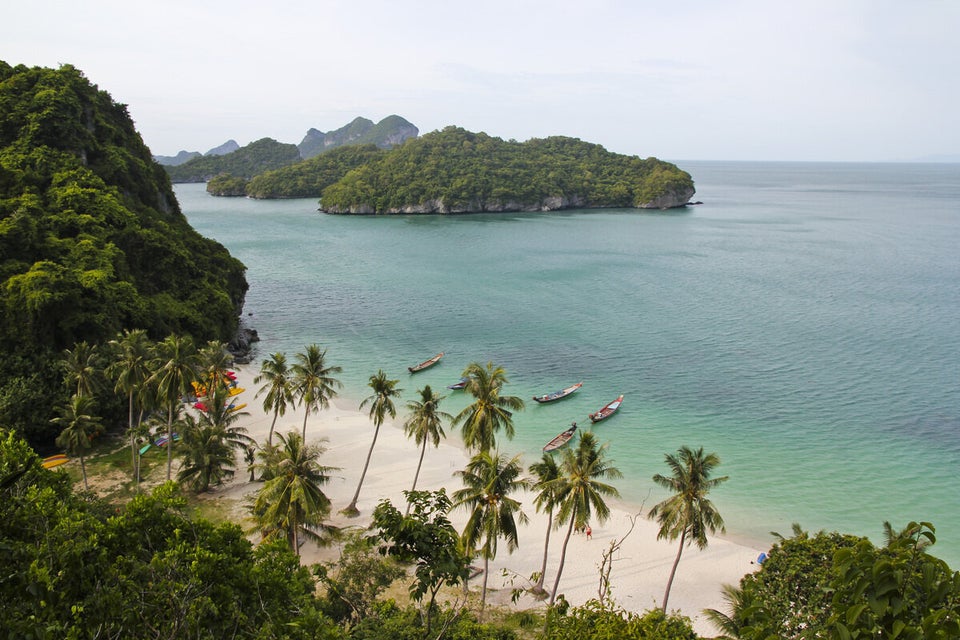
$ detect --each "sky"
[5,0,959,162]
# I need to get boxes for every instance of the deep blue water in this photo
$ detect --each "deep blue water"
[177,161,960,563]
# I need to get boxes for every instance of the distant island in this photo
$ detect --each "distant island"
[194,125,695,212]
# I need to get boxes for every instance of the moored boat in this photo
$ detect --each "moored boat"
[409,352,444,373]
[533,382,582,403]
[589,394,624,423]
[543,423,578,452]
[448,377,469,390]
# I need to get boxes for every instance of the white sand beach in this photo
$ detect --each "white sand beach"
[217,365,764,636]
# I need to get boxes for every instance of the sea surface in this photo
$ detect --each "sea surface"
[176,161,960,564]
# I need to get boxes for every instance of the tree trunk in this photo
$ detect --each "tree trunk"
[345,423,380,515]
[301,408,309,441]
[662,529,687,614]
[128,392,136,484]
[166,406,174,480]
[549,516,577,606]
[79,453,89,491]
[535,508,554,592]
[406,438,428,515]
[267,411,278,447]
[480,554,489,618]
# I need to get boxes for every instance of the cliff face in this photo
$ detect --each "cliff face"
[298,115,419,159]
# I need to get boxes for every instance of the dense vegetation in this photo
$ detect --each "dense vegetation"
[244,144,387,198]
[165,137,301,182]
[319,127,696,214]
[0,61,247,445]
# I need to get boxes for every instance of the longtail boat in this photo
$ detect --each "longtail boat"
[589,395,624,423]
[409,352,444,373]
[448,377,469,390]
[532,381,582,403]
[543,423,578,452]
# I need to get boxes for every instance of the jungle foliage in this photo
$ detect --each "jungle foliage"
[0,61,247,445]
[319,126,695,213]
[245,144,386,199]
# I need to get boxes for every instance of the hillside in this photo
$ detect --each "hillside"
[320,127,696,213]
[0,61,248,444]
[241,144,387,198]
[164,137,301,183]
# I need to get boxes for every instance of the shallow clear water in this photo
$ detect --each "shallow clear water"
[177,161,960,563]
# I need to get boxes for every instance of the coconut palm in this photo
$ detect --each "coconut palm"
[453,362,524,452]
[52,394,104,491]
[178,385,252,492]
[252,430,339,555]
[106,329,154,490]
[343,370,402,517]
[61,340,103,399]
[254,352,294,447]
[403,385,451,503]
[648,445,728,614]
[291,344,342,441]
[544,430,621,606]
[196,340,234,395]
[151,334,198,480]
[529,452,562,596]
[176,413,237,492]
[453,450,529,614]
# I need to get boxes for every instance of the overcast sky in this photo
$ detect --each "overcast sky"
[5,0,958,162]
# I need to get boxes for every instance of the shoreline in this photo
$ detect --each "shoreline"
[218,365,764,636]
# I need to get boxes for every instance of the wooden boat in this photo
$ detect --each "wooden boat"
[532,382,582,403]
[409,352,444,373]
[448,377,469,390]
[543,423,578,452]
[589,395,624,423]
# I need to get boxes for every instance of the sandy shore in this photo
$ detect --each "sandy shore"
[215,365,764,636]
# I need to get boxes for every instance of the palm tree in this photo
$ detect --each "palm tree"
[453,450,529,614]
[648,445,728,614]
[61,340,102,399]
[151,334,198,480]
[52,394,104,491]
[403,385,451,503]
[106,329,154,490]
[176,413,237,492]
[196,340,234,395]
[343,370,402,517]
[178,385,253,492]
[252,430,339,555]
[453,362,524,452]
[529,452,562,596]
[291,344,342,441]
[254,352,294,447]
[544,430,621,606]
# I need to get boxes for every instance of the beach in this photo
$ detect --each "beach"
[216,365,764,636]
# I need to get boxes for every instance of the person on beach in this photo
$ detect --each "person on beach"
[586,525,592,540]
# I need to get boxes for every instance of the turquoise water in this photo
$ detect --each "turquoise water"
[176,161,960,564]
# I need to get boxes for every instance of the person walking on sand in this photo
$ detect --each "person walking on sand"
[586,525,592,540]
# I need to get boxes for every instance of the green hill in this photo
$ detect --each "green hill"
[0,61,248,444]
[164,137,301,183]
[320,126,696,214]
[243,144,387,198]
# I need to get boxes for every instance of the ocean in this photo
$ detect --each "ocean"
[176,160,960,565]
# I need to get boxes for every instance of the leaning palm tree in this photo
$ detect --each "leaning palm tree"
[254,352,294,447]
[52,394,104,491]
[544,430,621,606]
[291,344,342,441]
[151,334,198,480]
[529,452,562,596]
[343,370,402,517]
[403,385,451,503]
[106,329,154,490]
[252,430,339,555]
[453,450,529,614]
[648,445,729,614]
[61,340,102,399]
[453,362,524,453]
